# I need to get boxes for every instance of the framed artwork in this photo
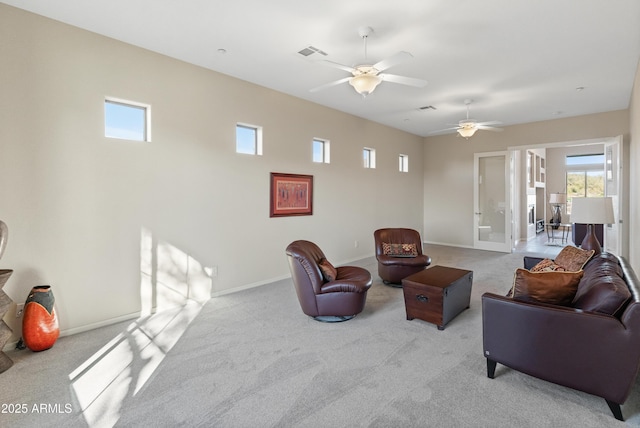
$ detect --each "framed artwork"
[270,173,313,217]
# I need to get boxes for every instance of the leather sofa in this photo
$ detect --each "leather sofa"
[374,228,431,285]
[286,240,372,322]
[482,252,640,421]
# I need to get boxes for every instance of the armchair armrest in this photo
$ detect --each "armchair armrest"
[482,292,640,404]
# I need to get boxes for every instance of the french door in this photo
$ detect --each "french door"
[474,151,511,252]
[604,135,623,255]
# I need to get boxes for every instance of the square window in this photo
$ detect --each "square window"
[236,124,263,155]
[105,98,150,141]
[312,138,330,163]
[363,148,376,169]
[399,154,409,172]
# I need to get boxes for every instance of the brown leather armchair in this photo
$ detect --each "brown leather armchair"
[285,240,372,322]
[374,228,431,286]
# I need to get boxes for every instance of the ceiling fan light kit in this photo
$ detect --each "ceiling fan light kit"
[349,68,383,97]
[457,125,478,139]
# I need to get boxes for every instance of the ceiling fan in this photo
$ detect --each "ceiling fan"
[432,99,503,138]
[310,27,428,97]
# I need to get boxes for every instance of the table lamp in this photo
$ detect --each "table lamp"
[548,193,567,227]
[570,197,614,255]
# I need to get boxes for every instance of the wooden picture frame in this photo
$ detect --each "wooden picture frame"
[270,173,313,217]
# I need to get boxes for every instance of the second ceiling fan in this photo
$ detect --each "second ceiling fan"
[433,99,503,138]
[310,27,428,97]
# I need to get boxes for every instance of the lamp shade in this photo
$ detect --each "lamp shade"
[549,193,567,204]
[570,197,614,224]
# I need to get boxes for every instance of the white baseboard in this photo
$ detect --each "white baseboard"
[2,311,141,352]
[211,274,291,298]
[423,240,475,249]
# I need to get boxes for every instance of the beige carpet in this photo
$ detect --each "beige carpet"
[1,244,638,427]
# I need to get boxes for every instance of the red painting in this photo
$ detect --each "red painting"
[270,173,313,217]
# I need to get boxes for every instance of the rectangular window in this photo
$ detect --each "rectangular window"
[236,123,263,155]
[363,148,376,169]
[312,138,330,163]
[399,154,409,172]
[104,98,150,142]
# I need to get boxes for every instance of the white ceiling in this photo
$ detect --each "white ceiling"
[6,0,640,137]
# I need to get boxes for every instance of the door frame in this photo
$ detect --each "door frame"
[473,151,512,252]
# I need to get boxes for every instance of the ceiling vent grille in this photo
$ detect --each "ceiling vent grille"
[298,46,328,57]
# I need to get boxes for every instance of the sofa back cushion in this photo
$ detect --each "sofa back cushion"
[572,253,631,316]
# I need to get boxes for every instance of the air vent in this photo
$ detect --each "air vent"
[298,46,328,57]
[419,105,437,110]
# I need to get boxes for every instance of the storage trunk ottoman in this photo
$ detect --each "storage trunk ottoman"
[402,265,473,330]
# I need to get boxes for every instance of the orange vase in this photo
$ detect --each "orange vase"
[22,285,59,351]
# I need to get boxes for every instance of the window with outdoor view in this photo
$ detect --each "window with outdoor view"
[565,154,605,215]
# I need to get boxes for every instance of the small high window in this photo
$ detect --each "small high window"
[104,98,150,142]
[312,138,330,163]
[363,148,376,169]
[236,123,263,155]
[399,154,409,172]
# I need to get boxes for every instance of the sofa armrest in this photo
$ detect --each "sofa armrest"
[482,292,640,404]
[523,256,544,270]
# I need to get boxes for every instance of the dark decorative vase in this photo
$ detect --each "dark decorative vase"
[22,285,59,352]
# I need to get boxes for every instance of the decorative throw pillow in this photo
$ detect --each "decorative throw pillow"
[382,242,418,257]
[554,246,595,272]
[318,258,337,282]
[530,258,566,272]
[511,268,583,306]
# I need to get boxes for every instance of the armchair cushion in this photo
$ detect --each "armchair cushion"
[554,246,595,271]
[511,268,583,306]
[318,258,337,282]
[382,242,418,257]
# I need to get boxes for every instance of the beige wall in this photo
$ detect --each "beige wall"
[0,6,424,337]
[422,110,629,248]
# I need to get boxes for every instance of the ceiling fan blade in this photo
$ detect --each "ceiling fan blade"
[477,125,504,132]
[317,60,356,73]
[380,73,427,88]
[429,126,461,134]
[309,76,351,93]
[373,51,413,72]
[476,120,502,127]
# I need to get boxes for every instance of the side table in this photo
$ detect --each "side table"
[545,223,572,246]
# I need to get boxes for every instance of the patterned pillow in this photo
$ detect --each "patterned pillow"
[382,242,418,258]
[554,246,595,271]
[511,268,583,306]
[530,258,566,272]
[318,258,337,282]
